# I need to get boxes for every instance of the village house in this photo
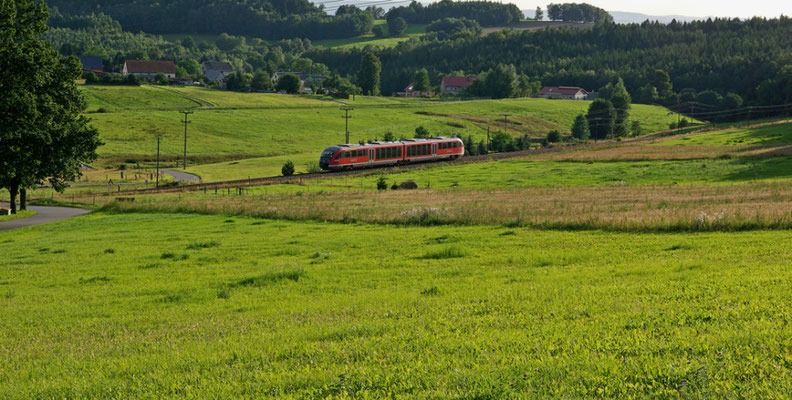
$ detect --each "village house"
[440,76,477,96]
[78,55,104,73]
[539,86,589,100]
[397,83,435,98]
[122,60,176,79]
[201,61,233,82]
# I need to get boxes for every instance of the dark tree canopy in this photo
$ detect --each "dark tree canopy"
[547,3,612,23]
[386,0,523,27]
[276,74,302,93]
[358,52,381,95]
[586,99,615,140]
[1,0,101,213]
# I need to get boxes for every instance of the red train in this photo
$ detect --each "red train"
[320,137,465,171]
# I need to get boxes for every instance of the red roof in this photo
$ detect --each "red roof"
[441,76,477,88]
[124,60,176,74]
[540,86,587,95]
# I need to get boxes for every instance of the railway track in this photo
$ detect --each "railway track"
[96,130,685,197]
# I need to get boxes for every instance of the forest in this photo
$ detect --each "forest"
[47,0,372,39]
[385,0,524,27]
[307,17,792,105]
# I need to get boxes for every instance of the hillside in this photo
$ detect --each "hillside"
[81,85,679,170]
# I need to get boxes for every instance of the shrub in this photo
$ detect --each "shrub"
[546,130,561,143]
[305,161,322,173]
[679,118,690,128]
[376,175,388,191]
[414,125,430,138]
[154,73,168,85]
[282,160,295,176]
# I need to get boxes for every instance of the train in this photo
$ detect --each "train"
[319,137,465,171]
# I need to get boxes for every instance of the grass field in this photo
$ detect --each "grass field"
[0,210,34,222]
[3,212,792,397]
[312,22,427,49]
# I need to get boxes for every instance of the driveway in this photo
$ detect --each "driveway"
[162,170,201,182]
[0,203,91,232]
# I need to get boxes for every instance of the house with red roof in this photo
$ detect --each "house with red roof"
[122,60,176,79]
[440,76,477,96]
[398,83,435,98]
[539,86,589,100]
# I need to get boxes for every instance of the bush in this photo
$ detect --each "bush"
[372,25,386,38]
[376,175,388,191]
[679,118,690,128]
[154,73,168,85]
[546,130,561,143]
[414,125,430,138]
[282,161,295,176]
[305,161,322,173]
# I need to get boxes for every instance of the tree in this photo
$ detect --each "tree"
[414,125,429,138]
[631,121,642,136]
[464,135,476,155]
[335,5,361,16]
[251,70,273,91]
[281,160,295,176]
[413,68,431,92]
[372,25,385,37]
[0,0,102,213]
[276,74,301,93]
[478,140,487,155]
[365,5,385,19]
[586,99,615,140]
[84,71,98,84]
[722,93,743,110]
[534,7,544,20]
[652,69,674,103]
[357,52,381,95]
[383,131,395,141]
[388,17,407,36]
[483,64,519,99]
[546,130,561,143]
[376,175,388,191]
[154,73,168,85]
[571,113,590,140]
[609,78,631,137]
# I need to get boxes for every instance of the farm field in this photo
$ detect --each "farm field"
[81,84,680,167]
[3,212,792,397]
[312,22,427,49]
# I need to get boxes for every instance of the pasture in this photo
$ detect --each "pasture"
[3,212,792,398]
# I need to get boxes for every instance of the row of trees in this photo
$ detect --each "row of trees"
[2,0,101,213]
[385,0,523,27]
[547,3,613,23]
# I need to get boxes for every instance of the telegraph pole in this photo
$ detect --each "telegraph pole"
[502,114,510,132]
[179,110,193,168]
[155,135,161,188]
[341,106,353,143]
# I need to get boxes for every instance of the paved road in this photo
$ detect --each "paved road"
[0,203,91,232]
[163,170,201,182]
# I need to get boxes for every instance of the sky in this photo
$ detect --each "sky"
[520,0,791,18]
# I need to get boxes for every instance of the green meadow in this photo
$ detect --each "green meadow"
[657,123,792,147]
[312,22,428,49]
[3,212,792,398]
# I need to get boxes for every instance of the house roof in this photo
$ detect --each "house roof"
[540,86,588,95]
[404,83,414,91]
[202,61,233,73]
[441,76,477,88]
[124,60,176,74]
[78,55,103,70]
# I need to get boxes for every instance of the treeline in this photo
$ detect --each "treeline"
[47,0,371,40]
[307,17,792,105]
[547,3,613,23]
[385,0,523,27]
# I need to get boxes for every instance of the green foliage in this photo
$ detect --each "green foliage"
[426,17,481,40]
[357,52,381,95]
[534,6,544,20]
[546,130,561,143]
[281,160,295,176]
[489,131,514,152]
[412,68,431,92]
[0,0,101,213]
[225,71,252,91]
[376,175,388,191]
[387,17,407,37]
[276,74,301,94]
[547,3,613,23]
[251,70,273,91]
[414,125,430,138]
[587,99,615,140]
[153,73,168,85]
[386,0,523,27]
[631,120,642,136]
[571,113,590,140]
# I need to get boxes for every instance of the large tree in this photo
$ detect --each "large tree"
[412,68,431,92]
[357,52,381,95]
[586,99,615,140]
[0,0,101,213]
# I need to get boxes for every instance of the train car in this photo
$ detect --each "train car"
[319,137,464,171]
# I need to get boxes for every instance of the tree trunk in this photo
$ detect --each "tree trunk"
[20,189,27,210]
[8,185,18,214]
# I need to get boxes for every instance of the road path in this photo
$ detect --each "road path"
[163,170,201,182]
[0,203,91,232]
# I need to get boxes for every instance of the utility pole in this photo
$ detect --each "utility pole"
[341,106,353,143]
[155,135,161,188]
[502,114,510,132]
[179,110,193,169]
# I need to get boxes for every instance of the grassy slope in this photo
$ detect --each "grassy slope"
[312,22,427,49]
[2,212,791,397]
[0,210,35,222]
[656,123,792,146]
[81,85,200,112]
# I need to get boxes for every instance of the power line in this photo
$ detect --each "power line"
[341,106,354,144]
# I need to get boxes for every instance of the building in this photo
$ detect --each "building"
[440,76,477,96]
[539,86,589,100]
[272,72,328,88]
[122,60,176,79]
[78,56,104,73]
[201,61,233,82]
[397,83,435,98]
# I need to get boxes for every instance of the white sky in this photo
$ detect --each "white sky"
[520,0,791,18]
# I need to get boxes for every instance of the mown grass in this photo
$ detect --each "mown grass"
[657,123,792,147]
[81,85,200,112]
[0,210,35,222]
[3,212,792,397]
[312,22,427,49]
